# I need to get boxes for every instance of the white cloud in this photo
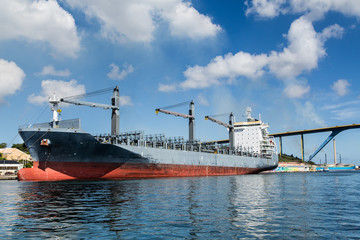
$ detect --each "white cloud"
[331,79,350,96]
[291,0,360,20]
[322,99,359,120]
[268,17,324,79]
[323,100,360,110]
[283,84,310,98]
[268,17,343,79]
[246,0,287,18]
[162,2,221,39]
[331,108,359,121]
[64,0,220,43]
[158,83,177,92]
[0,59,26,103]
[107,63,134,80]
[37,65,71,77]
[29,79,132,107]
[298,101,325,126]
[28,80,85,105]
[173,2,348,95]
[197,93,209,106]
[319,24,344,41]
[175,17,342,93]
[181,52,268,90]
[331,108,358,120]
[119,96,133,106]
[246,0,360,19]
[0,0,81,58]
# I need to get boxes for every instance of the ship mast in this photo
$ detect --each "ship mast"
[111,87,120,136]
[246,107,255,122]
[49,93,61,128]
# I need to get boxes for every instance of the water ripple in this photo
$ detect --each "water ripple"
[1,172,360,239]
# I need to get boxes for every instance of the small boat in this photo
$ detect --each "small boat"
[326,164,355,171]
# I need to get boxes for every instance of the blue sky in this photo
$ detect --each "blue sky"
[1,0,360,164]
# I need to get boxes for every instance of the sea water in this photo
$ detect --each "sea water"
[1,172,360,239]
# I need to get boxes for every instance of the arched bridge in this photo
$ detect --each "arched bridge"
[269,124,360,161]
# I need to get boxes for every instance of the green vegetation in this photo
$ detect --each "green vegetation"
[12,144,32,168]
[0,143,32,168]
[18,160,33,168]
[279,153,316,165]
[11,143,29,154]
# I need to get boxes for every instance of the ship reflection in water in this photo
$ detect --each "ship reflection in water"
[1,172,360,238]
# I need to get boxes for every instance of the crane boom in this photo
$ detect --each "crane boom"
[50,86,120,136]
[60,98,119,110]
[205,116,230,129]
[205,113,235,150]
[155,109,192,119]
[155,100,195,142]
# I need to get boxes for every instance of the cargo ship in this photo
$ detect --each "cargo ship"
[18,87,278,181]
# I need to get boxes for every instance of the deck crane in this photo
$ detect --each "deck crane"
[205,113,235,150]
[49,86,120,136]
[155,101,195,142]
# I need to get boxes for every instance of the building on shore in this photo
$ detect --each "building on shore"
[0,148,31,177]
[269,162,316,172]
[0,160,23,176]
[0,148,31,161]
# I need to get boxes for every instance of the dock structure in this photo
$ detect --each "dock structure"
[269,124,360,161]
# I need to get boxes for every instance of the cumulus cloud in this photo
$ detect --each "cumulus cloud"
[0,59,26,103]
[158,83,177,92]
[107,63,134,80]
[246,0,287,18]
[181,52,268,90]
[197,93,209,106]
[167,1,348,94]
[0,0,81,58]
[119,96,133,106]
[162,1,221,39]
[173,16,342,94]
[268,17,333,79]
[28,80,85,105]
[331,79,350,96]
[283,84,310,98]
[29,79,133,107]
[319,24,344,41]
[64,0,220,43]
[37,65,71,77]
[246,0,360,19]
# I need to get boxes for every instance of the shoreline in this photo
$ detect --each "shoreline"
[0,175,17,180]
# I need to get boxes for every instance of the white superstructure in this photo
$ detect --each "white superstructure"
[233,107,276,157]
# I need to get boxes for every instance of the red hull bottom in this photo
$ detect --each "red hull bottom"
[18,161,266,181]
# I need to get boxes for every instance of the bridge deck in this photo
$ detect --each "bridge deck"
[269,124,360,137]
[269,123,360,161]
